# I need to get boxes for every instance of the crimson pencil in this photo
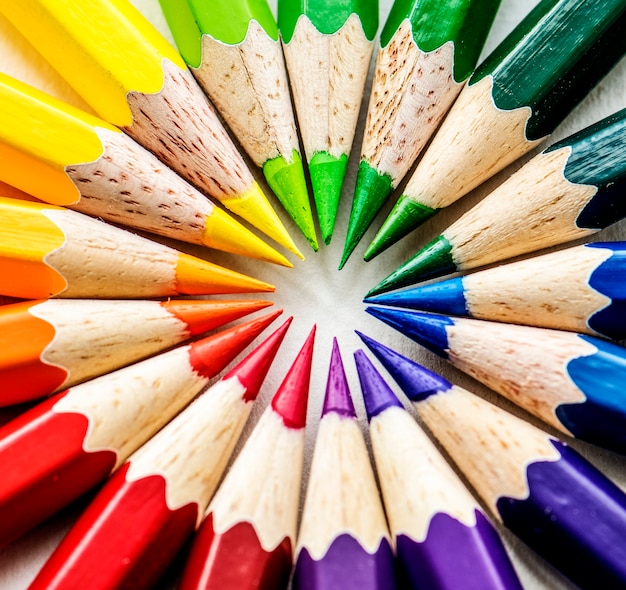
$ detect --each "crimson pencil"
[0,311,282,550]
[27,315,292,589]
[179,326,315,590]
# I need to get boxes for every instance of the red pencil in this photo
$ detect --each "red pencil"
[27,315,292,589]
[179,326,315,590]
[0,298,272,406]
[0,311,282,551]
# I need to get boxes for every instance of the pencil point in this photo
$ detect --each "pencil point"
[322,338,356,418]
[354,349,403,421]
[175,253,275,295]
[221,181,304,260]
[309,152,349,245]
[263,152,318,252]
[365,277,468,316]
[271,325,316,429]
[364,195,438,261]
[356,332,452,402]
[163,299,273,336]
[189,309,282,379]
[224,316,293,401]
[342,162,394,266]
[203,206,292,267]
[366,235,457,297]
[365,307,452,358]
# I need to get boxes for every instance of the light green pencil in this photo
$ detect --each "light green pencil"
[159,0,313,255]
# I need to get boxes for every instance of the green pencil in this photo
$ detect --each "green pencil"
[340,0,501,269]
[159,0,315,254]
[278,0,378,245]
[366,108,626,296]
[366,0,626,261]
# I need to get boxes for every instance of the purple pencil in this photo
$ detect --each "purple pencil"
[358,333,626,590]
[292,338,396,590]
[354,346,522,590]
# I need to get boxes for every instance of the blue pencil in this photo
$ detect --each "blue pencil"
[357,333,626,590]
[354,348,522,590]
[366,307,626,455]
[366,242,626,340]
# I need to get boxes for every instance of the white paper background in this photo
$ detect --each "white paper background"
[1,1,626,588]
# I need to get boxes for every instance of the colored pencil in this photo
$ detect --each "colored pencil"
[292,338,395,590]
[0,73,290,267]
[27,315,291,590]
[0,310,284,550]
[366,307,626,455]
[0,0,301,257]
[354,348,522,590]
[0,298,272,406]
[341,0,502,268]
[174,326,315,590]
[366,241,626,340]
[160,0,315,253]
[359,336,626,590]
[367,108,626,295]
[278,0,378,245]
[365,0,626,260]
[0,196,274,299]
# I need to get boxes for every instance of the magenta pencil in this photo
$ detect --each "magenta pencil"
[179,326,315,590]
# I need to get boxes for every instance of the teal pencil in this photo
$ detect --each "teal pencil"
[366,0,626,260]
[367,107,626,296]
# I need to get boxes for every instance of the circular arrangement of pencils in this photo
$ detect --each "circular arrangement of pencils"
[1,0,626,589]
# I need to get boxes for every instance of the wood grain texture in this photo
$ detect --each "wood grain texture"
[283,14,373,160]
[194,22,299,167]
[446,146,598,268]
[361,21,461,184]
[370,406,478,541]
[296,413,388,557]
[463,244,612,333]
[403,75,543,209]
[418,385,561,516]
[447,319,592,433]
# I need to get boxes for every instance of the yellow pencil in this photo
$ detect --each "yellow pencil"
[0,0,302,258]
[0,196,274,299]
[0,73,290,267]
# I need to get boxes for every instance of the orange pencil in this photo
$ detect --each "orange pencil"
[0,298,272,406]
[0,196,274,299]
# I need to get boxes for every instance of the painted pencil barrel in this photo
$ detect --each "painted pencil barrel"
[355,347,522,590]
[358,335,626,589]
[0,298,272,406]
[293,339,395,590]
[366,242,626,339]
[367,307,626,454]
[0,0,299,253]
